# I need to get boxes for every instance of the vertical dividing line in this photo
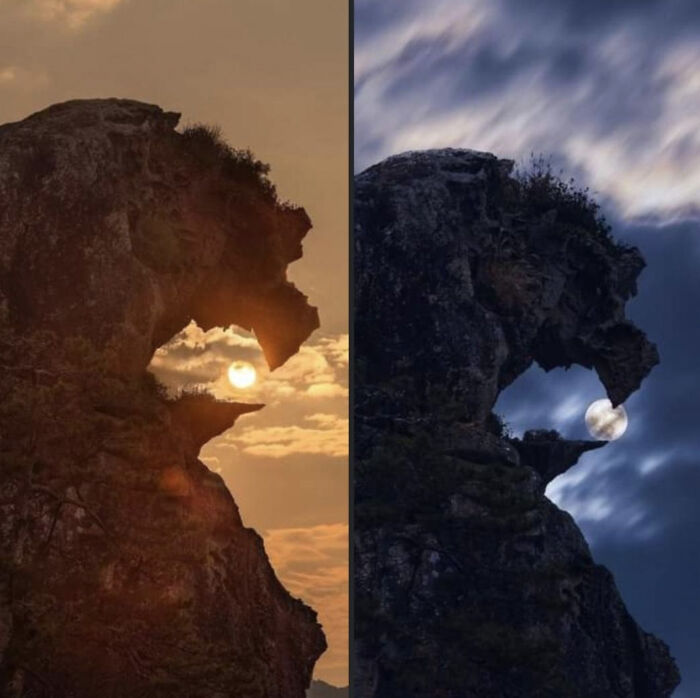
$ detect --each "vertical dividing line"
[348,0,355,695]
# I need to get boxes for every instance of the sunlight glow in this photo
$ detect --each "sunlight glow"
[227,361,257,389]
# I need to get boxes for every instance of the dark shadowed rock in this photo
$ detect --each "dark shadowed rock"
[511,430,605,487]
[0,100,324,697]
[167,392,264,454]
[354,149,678,697]
[306,679,349,697]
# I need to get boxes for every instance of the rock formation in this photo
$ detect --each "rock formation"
[511,430,606,488]
[354,149,679,697]
[0,99,325,697]
[307,679,349,697]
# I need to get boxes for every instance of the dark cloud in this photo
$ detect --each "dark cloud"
[497,0,700,34]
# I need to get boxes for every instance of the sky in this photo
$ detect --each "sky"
[0,0,348,686]
[356,1,700,694]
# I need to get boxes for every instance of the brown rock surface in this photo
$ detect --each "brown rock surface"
[0,99,324,697]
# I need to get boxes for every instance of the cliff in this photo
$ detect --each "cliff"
[307,680,349,697]
[0,99,325,696]
[354,149,679,697]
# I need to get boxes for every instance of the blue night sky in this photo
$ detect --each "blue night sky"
[355,1,700,694]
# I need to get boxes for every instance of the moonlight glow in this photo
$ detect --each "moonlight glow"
[585,399,628,441]
[227,361,257,389]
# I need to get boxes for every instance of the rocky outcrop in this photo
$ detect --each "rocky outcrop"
[307,680,349,697]
[0,100,325,697]
[511,430,605,488]
[354,149,679,697]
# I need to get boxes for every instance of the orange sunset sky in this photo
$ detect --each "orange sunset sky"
[0,0,348,685]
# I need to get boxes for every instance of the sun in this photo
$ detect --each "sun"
[227,361,257,389]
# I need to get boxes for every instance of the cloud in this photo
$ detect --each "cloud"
[149,323,348,406]
[200,455,221,473]
[267,344,339,395]
[0,65,49,91]
[226,414,348,459]
[263,523,348,687]
[306,382,348,398]
[151,320,347,474]
[355,0,700,219]
[316,334,349,367]
[16,0,126,28]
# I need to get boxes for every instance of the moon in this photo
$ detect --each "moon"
[585,399,628,441]
[227,361,257,389]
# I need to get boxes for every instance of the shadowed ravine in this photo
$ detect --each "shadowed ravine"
[0,99,325,697]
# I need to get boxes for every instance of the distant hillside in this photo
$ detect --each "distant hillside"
[307,680,349,697]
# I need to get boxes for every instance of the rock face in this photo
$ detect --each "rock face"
[0,100,325,696]
[354,149,679,697]
[307,680,349,697]
[511,430,606,488]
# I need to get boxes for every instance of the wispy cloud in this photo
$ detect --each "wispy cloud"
[16,0,126,28]
[355,0,700,219]
[0,66,16,83]
[0,65,49,91]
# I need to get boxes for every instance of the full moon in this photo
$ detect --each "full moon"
[227,361,257,389]
[585,399,628,441]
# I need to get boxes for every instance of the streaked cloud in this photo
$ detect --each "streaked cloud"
[355,0,700,219]
[545,451,662,542]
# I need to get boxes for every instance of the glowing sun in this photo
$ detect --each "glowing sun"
[227,361,257,389]
[585,398,628,441]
